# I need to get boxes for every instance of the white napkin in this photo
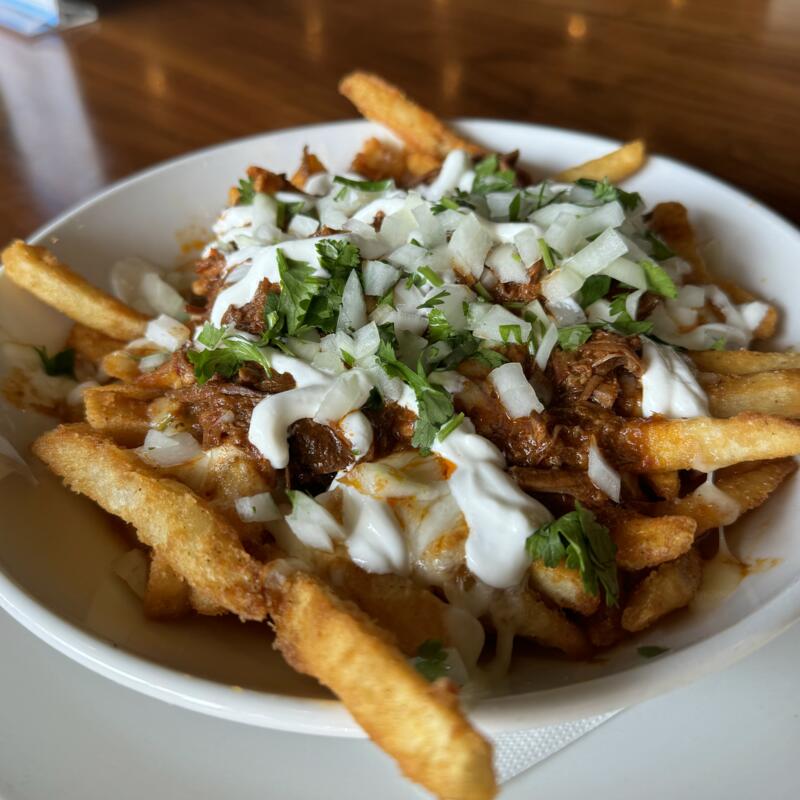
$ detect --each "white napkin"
[492,711,621,784]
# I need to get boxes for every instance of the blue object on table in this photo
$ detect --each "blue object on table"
[0,0,97,36]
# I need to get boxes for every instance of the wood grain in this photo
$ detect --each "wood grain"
[0,0,798,244]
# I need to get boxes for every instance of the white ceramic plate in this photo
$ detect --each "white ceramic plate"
[1,119,799,737]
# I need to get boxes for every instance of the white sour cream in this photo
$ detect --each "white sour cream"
[433,420,552,588]
[640,339,709,419]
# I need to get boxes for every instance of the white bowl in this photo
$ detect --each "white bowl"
[1,119,799,737]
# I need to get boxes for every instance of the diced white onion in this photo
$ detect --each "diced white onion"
[600,257,647,290]
[285,491,345,552]
[534,322,559,371]
[489,362,543,417]
[429,370,466,394]
[110,256,159,313]
[388,243,427,272]
[288,214,319,238]
[412,203,446,248]
[576,201,625,238]
[448,212,493,279]
[563,227,628,278]
[352,322,380,361]
[586,298,616,323]
[486,243,528,283]
[544,213,583,256]
[514,226,543,267]
[337,269,367,332]
[472,305,532,344]
[541,266,584,303]
[547,297,586,326]
[625,288,646,320]
[235,492,282,523]
[286,336,322,361]
[145,314,190,352]
[486,191,519,220]
[310,350,346,375]
[531,202,588,227]
[362,260,400,296]
[524,299,550,327]
[136,430,202,467]
[139,352,170,372]
[587,440,621,502]
[140,272,188,321]
[421,149,471,200]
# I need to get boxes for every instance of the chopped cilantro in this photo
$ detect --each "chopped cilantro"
[508,192,522,222]
[304,239,362,333]
[609,294,654,336]
[418,290,450,310]
[430,196,460,215]
[333,176,393,192]
[575,177,642,212]
[711,337,727,351]
[418,265,444,287]
[474,282,493,302]
[471,154,517,195]
[645,231,676,261]
[526,501,619,606]
[187,323,272,384]
[276,199,306,231]
[578,275,611,308]
[426,308,452,341]
[412,639,450,682]
[33,346,75,378]
[236,178,255,205]
[498,323,523,344]
[538,237,555,270]
[377,339,455,453]
[437,412,464,442]
[558,324,595,351]
[640,259,678,299]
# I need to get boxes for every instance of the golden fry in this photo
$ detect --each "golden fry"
[647,202,711,283]
[618,413,800,472]
[267,566,497,800]
[83,383,160,446]
[555,139,646,183]
[704,370,800,418]
[32,424,267,621]
[621,550,702,632]
[690,349,800,375]
[351,136,409,183]
[291,146,326,189]
[66,323,126,367]
[649,458,797,536]
[339,71,484,158]
[644,471,681,501]
[529,562,600,616]
[1,241,148,340]
[604,509,696,571]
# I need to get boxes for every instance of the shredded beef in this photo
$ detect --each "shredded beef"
[365,402,416,456]
[221,278,277,337]
[548,330,642,411]
[489,262,543,304]
[191,249,227,307]
[287,419,353,493]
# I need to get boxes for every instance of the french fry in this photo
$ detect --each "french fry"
[703,370,800,418]
[586,603,626,649]
[143,551,191,620]
[621,549,702,632]
[266,566,497,800]
[690,349,800,375]
[83,384,160,446]
[351,136,409,183]
[339,71,484,158]
[555,139,646,183]
[617,413,800,472]
[1,241,148,340]
[66,323,126,367]
[716,280,778,339]
[528,562,600,616]
[649,458,797,536]
[644,470,681,501]
[32,424,267,621]
[490,586,591,658]
[602,509,696,571]
[101,348,142,382]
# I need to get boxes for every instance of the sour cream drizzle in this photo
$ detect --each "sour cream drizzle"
[640,339,709,419]
[433,419,552,588]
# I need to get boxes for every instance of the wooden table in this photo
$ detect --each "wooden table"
[1,0,798,244]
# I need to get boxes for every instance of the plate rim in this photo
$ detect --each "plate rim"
[4,116,800,736]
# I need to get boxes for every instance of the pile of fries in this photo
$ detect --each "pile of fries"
[3,72,800,799]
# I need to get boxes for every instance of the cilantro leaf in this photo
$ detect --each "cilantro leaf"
[276,248,326,335]
[427,309,453,341]
[508,192,522,222]
[526,501,619,605]
[711,336,727,351]
[575,177,642,212]
[638,645,669,659]
[188,324,272,384]
[437,412,464,442]
[418,290,450,310]
[609,294,654,336]
[33,346,75,378]
[640,259,677,299]
[430,196,461,215]
[471,154,517,195]
[538,237,555,270]
[304,239,362,333]
[276,199,306,231]
[236,178,255,205]
[578,275,611,308]
[377,339,455,453]
[645,231,675,261]
[558,324,595,351]
[333,176,393,192]
[412,639,450,681]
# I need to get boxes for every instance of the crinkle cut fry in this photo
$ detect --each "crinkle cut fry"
[616,413,800,472]
[554,139,646,183]
[266,565,497,800]
[339,71,484,158]
[32,424,267,621]
[1,241,148,340]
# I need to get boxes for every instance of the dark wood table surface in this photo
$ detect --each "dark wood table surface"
[1,0,799,245]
